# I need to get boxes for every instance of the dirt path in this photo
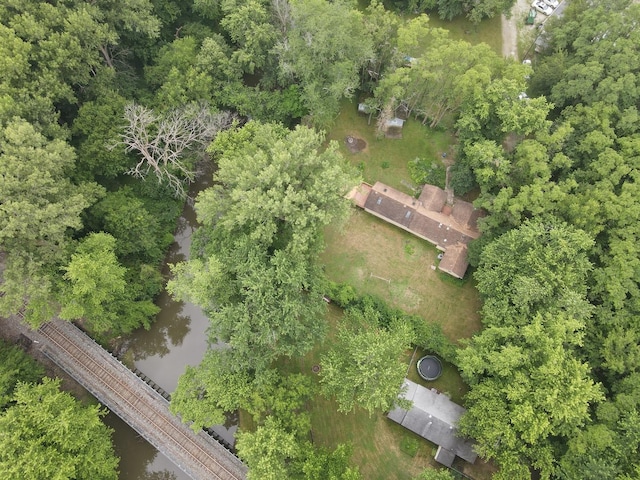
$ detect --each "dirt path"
[502,0,534,59]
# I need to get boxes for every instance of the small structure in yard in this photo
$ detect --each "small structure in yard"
[388,379,477,467]
[347,181,484,278]
[417,355,442,381]
[377,117,405,138]
[385,117,404,131]
[385,117,405,128]
[403,56,418,67]
[358,103,372,114]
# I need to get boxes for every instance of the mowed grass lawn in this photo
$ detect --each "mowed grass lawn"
[322,209,482,341]
[325,99,482,342]
[425,12,503,55]
[281,307,495,480]
[281,306,445,480]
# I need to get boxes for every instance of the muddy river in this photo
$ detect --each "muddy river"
[107,171,236,480]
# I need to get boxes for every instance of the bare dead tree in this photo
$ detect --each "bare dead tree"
[116,103,234,198]
[271,0,292,35]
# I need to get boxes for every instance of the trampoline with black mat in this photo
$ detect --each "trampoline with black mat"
[416,355,442,381]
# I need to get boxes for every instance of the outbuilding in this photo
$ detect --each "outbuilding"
[388,379,477,467]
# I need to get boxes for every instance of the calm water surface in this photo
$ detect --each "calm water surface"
[109,171,237,480]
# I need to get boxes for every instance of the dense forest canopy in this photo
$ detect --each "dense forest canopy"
[1,0,640,478]
[0,340,119,479]
[453,1,640,478]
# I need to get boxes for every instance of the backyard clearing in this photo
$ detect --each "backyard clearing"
[321,208,482,341]
[309,17,502,476]
[280,306,495,480]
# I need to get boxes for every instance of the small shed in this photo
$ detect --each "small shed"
[404,56,418,67]
[385,117,405,129]
[383,117,405,138]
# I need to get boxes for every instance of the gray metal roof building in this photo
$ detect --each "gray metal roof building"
[388,379,477,467]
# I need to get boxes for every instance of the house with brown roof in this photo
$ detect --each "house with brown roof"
[348,182,483,279]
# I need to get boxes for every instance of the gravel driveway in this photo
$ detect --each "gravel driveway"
[502,0,535,59]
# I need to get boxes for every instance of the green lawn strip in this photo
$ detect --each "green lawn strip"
[400,435,421,457]
[406,346,468,405]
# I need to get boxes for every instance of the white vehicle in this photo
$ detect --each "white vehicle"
[532,0,553,15]
[544,0,559,8]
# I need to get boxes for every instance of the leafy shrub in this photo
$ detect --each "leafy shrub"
[448,162,476,196]
[326,281,358,308]
[408,157,446,188]
[404,240,416,256]
[408,315,457,365]
[325,282,458,363]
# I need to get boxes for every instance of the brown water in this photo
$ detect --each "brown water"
[109,171,237,480]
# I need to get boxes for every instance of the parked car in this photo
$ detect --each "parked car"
[532,0,553,15]
[543,0,560,8]
[526,7,537,25]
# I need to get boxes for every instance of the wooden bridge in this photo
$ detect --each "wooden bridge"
[25,318,247,480]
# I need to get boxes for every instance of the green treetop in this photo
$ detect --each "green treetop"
[0,378,119,480]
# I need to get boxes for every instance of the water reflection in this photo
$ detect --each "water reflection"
[127,297,208,393]
[104,412,188,480]
[127,296,192,362]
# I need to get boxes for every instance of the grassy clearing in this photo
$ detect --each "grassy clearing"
[406,346,468,405]
[314,53,487,477]
[279,305,493,480]
[280,305,437,480]
[425,13,503,55]
[327,98,455,194]
[321,209,482,342]
[360,1,502,54]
